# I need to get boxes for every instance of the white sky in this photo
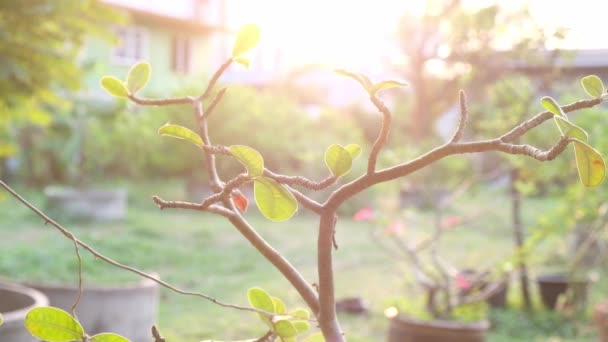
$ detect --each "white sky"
[225,0,608,68]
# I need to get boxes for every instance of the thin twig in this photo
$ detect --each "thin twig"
[0,180,272,317]
[449,90,468,144]
[264,170,337,191]
[151,325,165,342]
[128,95,193,106]
[200,59,233,101]
[69,238,83,320]
[152,196,236,218]
[203,87,227,119]
[368,96,392,174]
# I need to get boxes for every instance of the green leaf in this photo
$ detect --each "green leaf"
[325,144,353,177]
[293,320,310,333]
[289,309,310,320]
[581,75,604,98]
[229,145,264,178]
[540,96,564,117]
[572,140,606,187]
[344,144,361,160]
[234,56,250,68]
[247,287,274,327]
[25,307,84,342]
[335,69,373,92]
[0,313,3,326]
[232,24,261,57]
[371,80,408,95]
[272,297,286,314]
[253,177,297,222]
[302,332,325,342]
[274,319,298,338]
[158,123,204,147]
[126,61,151,94]
[89,333,131,342]
[100,76,128,98]
[553,116,588,141]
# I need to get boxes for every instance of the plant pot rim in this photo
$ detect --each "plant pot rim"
[391,314,490,331]
[0,281,49,322]
[536,273,589,284]
[24,274,159,292]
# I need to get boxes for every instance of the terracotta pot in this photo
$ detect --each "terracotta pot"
[0,281,49,342]
[595,301,608,342]
[387,315,489,342]
[26,277,158,342]
[536,273,589,310]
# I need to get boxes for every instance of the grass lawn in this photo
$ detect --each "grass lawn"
[0,181,604,341]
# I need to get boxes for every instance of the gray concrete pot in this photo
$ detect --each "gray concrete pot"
[44,186,128,221]
[0,281,49,342]
[27,277,159,342]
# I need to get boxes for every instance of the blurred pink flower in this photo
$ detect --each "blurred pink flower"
[385,220,405,235]
[455,273,472,290]
[441,215,460,229]
[353,207,374,221]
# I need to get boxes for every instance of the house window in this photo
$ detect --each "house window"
[172,35,191,74]
[112,26,147,65]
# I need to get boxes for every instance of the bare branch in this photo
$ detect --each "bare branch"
[287,186,323,214]
[367,96,392,174]
[0,180,268,316]
[128,95,193,106]
[264,170,336,191]
[203,87,227,120]
[449,90,468,144]
[200,59,233,101]
[69,237,83,319]
[152,196,236,218]
[500,97,601,143]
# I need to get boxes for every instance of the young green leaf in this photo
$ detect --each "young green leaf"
[325,144,353,177]
[540,96,565,117]
[89,333,131,342]
[289,309,310,320]
[371,80,408,95]
[553,116,588,141]
[229,145,264,178]
[272,296,286,314]
[25,307,84,342]
[126,61,151,94]
[254,177,297,222]
[234,56,251,68]
[274,319,298,338]
[158,123,204,147]
[344,144,362,160]
[247,287,275,327]
[581,75,604,98]
[293,320,311,333]
[100,76,129,98]
[335,69,373,93]
[232,24,261,57]
[572,140,606,187]
[302,332,326,342]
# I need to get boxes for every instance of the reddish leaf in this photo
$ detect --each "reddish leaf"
[455,273,472,290]
[233,191,249,213]
[353,207,374,221]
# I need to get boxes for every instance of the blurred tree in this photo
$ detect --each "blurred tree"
[396,0,564,140]
[0,0,116,178]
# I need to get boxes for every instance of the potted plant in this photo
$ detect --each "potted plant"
[358,170,510,342]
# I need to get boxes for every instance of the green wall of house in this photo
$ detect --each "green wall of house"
[81,14,216,97]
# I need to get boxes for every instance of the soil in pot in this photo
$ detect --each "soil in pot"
[536,273,589,310]
[595,302,608,342]
[25,277,158,342]
[387,315,489,342]
[0,281,49,342]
